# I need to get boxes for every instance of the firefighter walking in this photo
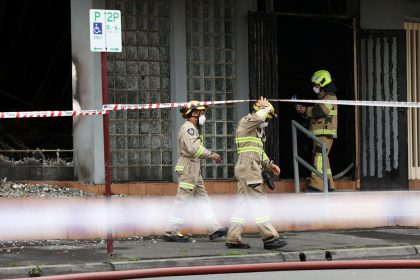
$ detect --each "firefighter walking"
[225,97,287,250]
[296,70,338,192]
[164,101,228,242]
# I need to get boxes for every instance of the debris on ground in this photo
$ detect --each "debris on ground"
[0,179,125,198]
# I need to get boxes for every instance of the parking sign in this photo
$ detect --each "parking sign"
[90,9,122,52]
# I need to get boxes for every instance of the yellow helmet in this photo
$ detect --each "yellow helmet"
[311,70,332,87]
[180,100,207,118]
[253,101,277,119]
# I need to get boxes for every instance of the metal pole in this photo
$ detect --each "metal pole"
[101,52,113,255]
[292,121,300,192]
[321,142,328,194]
[352,17,361,190]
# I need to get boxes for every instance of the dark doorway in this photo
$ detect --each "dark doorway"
[0,1,72,153]
[276,15,355,180]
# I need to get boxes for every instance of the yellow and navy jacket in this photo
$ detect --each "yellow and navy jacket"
[306,91,338,138]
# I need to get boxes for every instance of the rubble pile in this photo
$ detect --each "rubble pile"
[0,180,96,198]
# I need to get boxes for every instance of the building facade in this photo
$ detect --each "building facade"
[71,0,420,191]
[71,0,251,184]
[2,0,420,191]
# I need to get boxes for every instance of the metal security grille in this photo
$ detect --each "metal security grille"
[185,0,237,179]
[106,0,172,181]
[248,12,279,163]
[359,30,407,190]
[406,22,420,180]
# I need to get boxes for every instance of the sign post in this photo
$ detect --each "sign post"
[90,9,122,256]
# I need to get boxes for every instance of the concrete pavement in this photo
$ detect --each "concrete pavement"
[1,227,420,279]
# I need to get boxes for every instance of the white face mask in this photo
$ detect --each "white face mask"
[198,115,206,126]
[259,122,268,128]
[313,86,320,94]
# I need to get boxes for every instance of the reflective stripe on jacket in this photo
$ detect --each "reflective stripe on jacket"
[234,113,272,185]
[306,91,338,138]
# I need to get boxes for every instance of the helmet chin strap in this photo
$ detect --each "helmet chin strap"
[186,110,199,119]
[187,113,200,127]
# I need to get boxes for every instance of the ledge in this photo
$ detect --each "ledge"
[21,179,358,196]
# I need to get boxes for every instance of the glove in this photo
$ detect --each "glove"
[262,170,275,190]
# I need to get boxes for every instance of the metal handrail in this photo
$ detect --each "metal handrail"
[292,120,328,193]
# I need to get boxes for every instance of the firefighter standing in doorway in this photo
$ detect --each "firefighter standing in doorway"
[296,70,338,192]
[164,101,228,242]
[225,97,287,250]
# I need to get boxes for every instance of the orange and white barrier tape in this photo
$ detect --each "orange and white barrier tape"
[274,99,420,108]
[0,98,419,119]
[0,109,107,119]
[102,99,253,111]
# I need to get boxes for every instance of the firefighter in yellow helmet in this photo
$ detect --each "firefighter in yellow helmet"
[225,97,287,250]
[296,70,338,192]
[164,101,228,242]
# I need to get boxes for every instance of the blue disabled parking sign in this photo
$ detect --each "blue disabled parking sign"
[90,9,121,52]
[93,22,103,34]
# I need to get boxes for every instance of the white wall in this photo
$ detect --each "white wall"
[236,0,254,120]
[170,0,188,182]
[71,0,105,183]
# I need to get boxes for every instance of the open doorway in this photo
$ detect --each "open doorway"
[0,1,72,150]
[0,1,73,179]
[276,15,355,180]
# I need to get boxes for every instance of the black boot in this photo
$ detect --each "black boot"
[225,242,251,249]
[163,232,189,242]
[209,227,228,240]
[264,238,287,250]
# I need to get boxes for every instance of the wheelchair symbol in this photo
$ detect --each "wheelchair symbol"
[93,23,103,35]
